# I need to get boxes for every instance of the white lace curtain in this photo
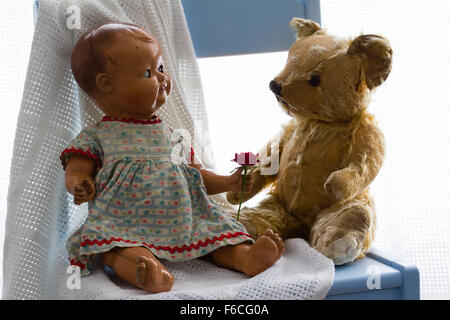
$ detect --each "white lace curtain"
[2,0,222,299]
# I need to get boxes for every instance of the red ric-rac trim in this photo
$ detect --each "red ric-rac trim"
[80,232,253,254]
[69,259,86,270]
[60,148,102,170]
[101,116,162,125]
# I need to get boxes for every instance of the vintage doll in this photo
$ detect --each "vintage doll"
[60,22,285,293]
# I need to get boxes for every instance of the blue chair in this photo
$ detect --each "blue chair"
[33,0,420,300]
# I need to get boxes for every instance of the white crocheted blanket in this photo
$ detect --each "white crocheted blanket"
[59,239,334,300]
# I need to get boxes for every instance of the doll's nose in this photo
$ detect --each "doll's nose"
[269,80,282,96]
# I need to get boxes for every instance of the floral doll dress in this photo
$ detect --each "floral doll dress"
[60,116,253,276]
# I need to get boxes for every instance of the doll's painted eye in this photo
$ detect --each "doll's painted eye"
[308,74,321,87]
[158,65,164,73]
[144,69,151,78]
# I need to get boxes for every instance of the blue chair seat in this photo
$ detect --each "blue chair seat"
[327,249,420,300]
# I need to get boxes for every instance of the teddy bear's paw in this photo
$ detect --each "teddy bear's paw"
[226,191,241,205]
[226,190,255,205]
[324,169,358,202]
[312,226,363,265]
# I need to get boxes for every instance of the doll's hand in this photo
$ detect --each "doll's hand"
[71,173,96,205]
[228,167,254,193]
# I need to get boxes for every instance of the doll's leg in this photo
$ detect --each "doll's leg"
[100,246,174,293]
[210,229,285,276]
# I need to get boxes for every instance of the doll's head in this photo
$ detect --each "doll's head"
[71,22,171,119]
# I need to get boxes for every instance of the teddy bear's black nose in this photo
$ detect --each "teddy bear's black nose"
[269,80,282,96]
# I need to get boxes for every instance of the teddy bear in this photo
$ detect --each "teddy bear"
[226,18,392,265]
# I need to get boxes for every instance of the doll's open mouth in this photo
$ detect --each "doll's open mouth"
[159,84,167,93]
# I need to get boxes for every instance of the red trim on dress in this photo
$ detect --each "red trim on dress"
[60,147,102,170]
[101,116,162,125]
[69,259,86,270]
[79,232,253,254]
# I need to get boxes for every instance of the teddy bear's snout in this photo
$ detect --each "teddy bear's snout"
[269,80,282,97]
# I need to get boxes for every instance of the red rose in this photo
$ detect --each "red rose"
[232,152,260,166]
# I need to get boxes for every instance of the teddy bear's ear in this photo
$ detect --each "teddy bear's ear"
[347,34,393,90]
[290,18,322,40]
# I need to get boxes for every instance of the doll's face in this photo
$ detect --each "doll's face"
[97,33,172,119]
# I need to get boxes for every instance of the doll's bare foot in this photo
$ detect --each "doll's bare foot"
[242,229,285,276]
[136,256,174,293]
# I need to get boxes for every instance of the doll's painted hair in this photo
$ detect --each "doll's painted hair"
[71,22,154,96]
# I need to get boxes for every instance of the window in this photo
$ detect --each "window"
[198,52,290,208]
[320,0,450,300]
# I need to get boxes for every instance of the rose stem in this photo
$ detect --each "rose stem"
[236,166,248,221]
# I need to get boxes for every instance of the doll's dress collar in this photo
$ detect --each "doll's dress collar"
[101,115,162,125]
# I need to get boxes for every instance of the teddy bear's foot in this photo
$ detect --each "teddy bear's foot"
[313,227,364,265]
[310,201,375,265]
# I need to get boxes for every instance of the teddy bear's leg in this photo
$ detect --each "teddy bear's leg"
[310,194,376,265]
[236,195,307,239]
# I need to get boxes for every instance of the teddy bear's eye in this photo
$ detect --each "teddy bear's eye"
[144,69,151,78]
[308,75,321,87]
[158,65,164,73]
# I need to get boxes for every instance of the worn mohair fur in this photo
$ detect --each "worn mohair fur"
[227,18,392,265]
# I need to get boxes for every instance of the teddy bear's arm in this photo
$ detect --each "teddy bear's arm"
[324,123,385,202]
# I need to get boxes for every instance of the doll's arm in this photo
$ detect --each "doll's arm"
[324,123,385,202]
[190,163,251,196]
[65,154,97,205]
